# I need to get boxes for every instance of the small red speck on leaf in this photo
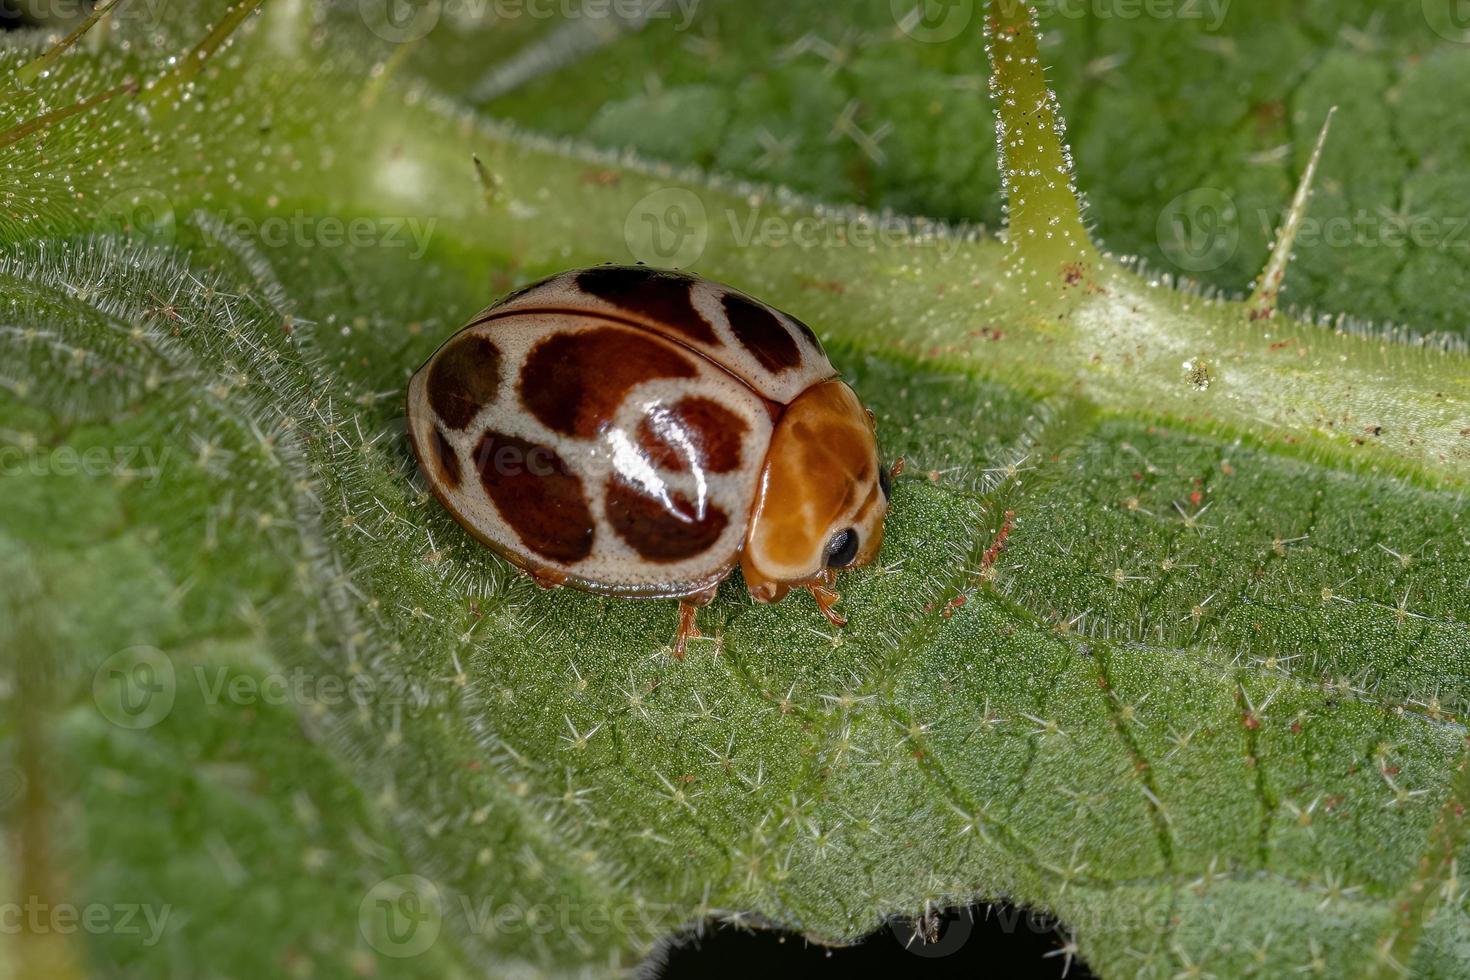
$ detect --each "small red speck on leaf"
[981,511,1016,571]
[968,327,1007,342]
[798,277,845,294]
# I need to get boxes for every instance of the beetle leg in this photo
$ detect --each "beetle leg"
[671,600,702,661]
[529,569,564,590]
[806,571,847,628]
[687,581,721,606]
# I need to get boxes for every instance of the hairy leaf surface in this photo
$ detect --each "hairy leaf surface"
[0,3,1468,978]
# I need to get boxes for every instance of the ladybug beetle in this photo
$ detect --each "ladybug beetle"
[406,265,895,658]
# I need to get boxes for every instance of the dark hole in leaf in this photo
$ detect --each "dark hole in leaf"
[642,902,1093,979]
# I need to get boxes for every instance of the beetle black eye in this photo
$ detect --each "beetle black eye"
[825,528,859,568]
[878,463,892,500]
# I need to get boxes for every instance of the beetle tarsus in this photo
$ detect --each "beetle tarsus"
[529,569,565,590]
[807,583,847,628]
[672,600,702,660]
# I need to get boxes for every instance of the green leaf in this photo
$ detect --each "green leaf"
[1,3,1468,978]
[399,0,1470,340]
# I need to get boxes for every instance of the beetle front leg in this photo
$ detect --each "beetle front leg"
[806,569,847,628]
[670,582,719,660]
[671,600,702,660]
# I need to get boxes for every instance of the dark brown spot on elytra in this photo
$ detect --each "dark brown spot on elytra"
[636,397,747,474]
[520,326,697,438]
[427,333,502,430]
[604,475,728,562]
[474,430,594,563]
[430,427,461,488]
[576,266,718,346]
[723,293,801,373]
